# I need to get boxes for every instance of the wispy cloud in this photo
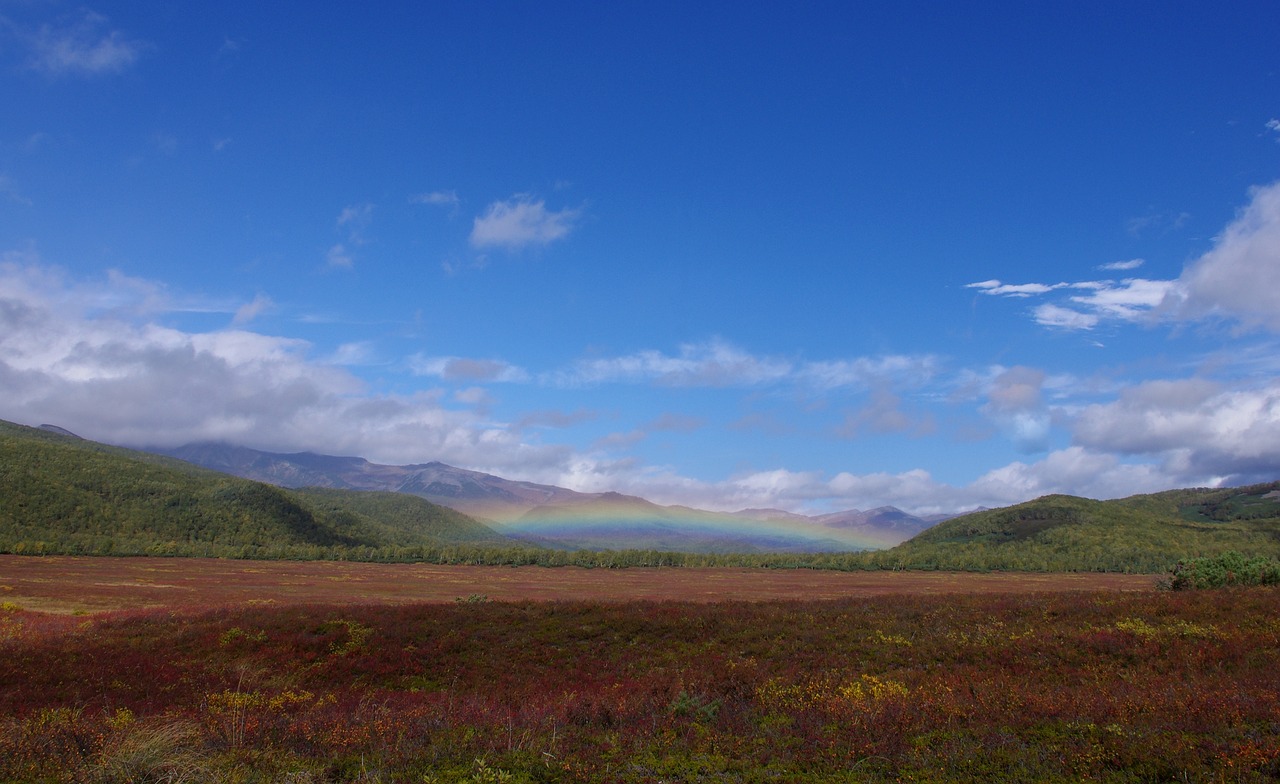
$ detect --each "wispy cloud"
[966,280,1068,297]
[409,355,530,383]
[325,243,353,269]
[24,10,144,77]
[325,203,375,268]
[470,195,581,251]
[550,339,937,391]
[0,174,32,206]
[1032,303,1099,330]
[515,408,597,430]
[337,203,374,229]
[231,293,274,326]
[1097,258,1144,271]
[411,190,460,208]
[837,386,935,439]
[555,340,792,388]
[981,366,1051,453]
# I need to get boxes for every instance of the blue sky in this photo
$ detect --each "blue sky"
[2,1,1279,515]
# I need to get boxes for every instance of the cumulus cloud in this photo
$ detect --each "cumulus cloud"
[1161,181,1280,331]
[1072,378,1280,482]
[470,195,581,251]
[23,9,144,76]
[0,260,570,475]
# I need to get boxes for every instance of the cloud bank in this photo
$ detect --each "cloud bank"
[1,249,1275,516]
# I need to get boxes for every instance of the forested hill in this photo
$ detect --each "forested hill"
[870,485,1280,572]
[0,419,507,558]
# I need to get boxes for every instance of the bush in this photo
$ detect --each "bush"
[1168,551,1280,589]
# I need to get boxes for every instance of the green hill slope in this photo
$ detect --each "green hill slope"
[0,420,507,558]
[871,484,1280,572]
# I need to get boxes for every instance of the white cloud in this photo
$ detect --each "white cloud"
[800,354,939,390]
[553,339,937,391]
[982,182,1280,335]
[1033,303,1099,330]
[337,203,374,228]
[1162,180,1280,331]
[1070,278,1177,321]
[1072,378,1280,482]
[981,366,1051,453]
[1267,119,1280,141]
[970,447,1172,504]
[554,339,792,387]
[25,10,143,76]
[1097,258,1144,271]
[232,293,274,326]
[966,280,1068,297]
[0,259,571,474]
[470,195,581,251]
[5,260,1272,521]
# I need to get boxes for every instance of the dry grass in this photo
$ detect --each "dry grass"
[0,555,1155,613]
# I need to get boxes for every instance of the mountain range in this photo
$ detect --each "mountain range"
[153,442,941,552]
[7,418,1280,572]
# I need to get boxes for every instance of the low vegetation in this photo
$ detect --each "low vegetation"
[2,586,1279,782]
[1168,551,1280,590]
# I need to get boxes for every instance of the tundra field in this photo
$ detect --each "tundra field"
[0,556,1156,612]
[2,557,1279,783]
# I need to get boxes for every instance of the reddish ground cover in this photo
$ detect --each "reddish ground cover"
[0,555,1156,613]
[1,583,1277,782]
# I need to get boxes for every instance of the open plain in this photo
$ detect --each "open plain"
[0,555,1156,613]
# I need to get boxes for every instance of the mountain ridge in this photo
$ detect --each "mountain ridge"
[151,442,937,551]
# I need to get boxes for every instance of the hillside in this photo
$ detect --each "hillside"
[0,420,507,558]
[873,484,1280,572]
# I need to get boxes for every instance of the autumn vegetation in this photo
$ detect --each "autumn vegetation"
[2,585,1279,782]
[6,418,1280,780]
